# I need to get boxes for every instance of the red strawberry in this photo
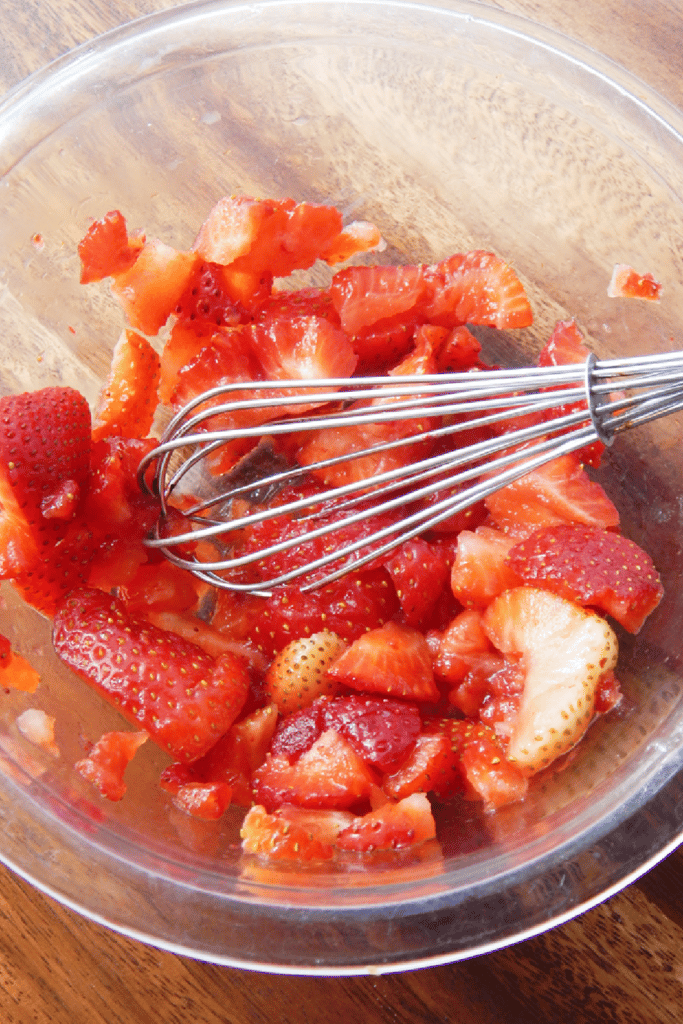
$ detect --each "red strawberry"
[252,567,399,657]
[174,260,246,331]
[171,781,233,820]
[0,637,40,693]
[321,694,422,773]
[269,696,331,763]
[422,250,533,329]
[84,435,159,541]
[0,386,91,578]
[431,608,496,687]
[382,723,463,801]
[11,518,96,616]
[330,264,427,335]
[192,703,279,806]
[450,525,521,608]
[385,538,450,628]
[254,286,340,325]
[240,804,340,861]
[53,588,250,763]
[264,631,346,714]
[327,620,439,703]
[336,792,436,851]
[453,720,528,811]
[253,727,377,811]
[78,210,145,284]
[506,523,663,633]
[92,329,161,442]
[75,730,148,801]
[484,454,620,537]
[110,239,199,335]
[607,264,662,301]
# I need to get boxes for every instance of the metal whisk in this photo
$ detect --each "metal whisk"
[139,350,683,596]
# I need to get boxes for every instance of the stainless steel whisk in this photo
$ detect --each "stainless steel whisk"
[139,350,683,596]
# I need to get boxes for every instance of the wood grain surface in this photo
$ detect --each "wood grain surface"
[1,1,683,1021]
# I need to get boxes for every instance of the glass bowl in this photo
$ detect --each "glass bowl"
[0,0,682,974]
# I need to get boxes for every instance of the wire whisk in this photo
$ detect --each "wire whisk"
[138,350,683,596]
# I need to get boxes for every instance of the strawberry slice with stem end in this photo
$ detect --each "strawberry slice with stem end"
[327,620,439,703]
[506,523,664,633]
[53,588,250,764]
[482,587,619,774]
[253,727,377,812]
[75,730,148,801]
[92,329,161,442]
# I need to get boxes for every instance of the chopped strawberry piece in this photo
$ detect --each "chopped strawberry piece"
[248,314,358,383]
[506,523,663,633]
[328,620,439,703]
[433,324,483,372]
[269,696,330,763]
[482,587,619,773]
[336,792,436,851]
[110,240,200,335]
[485,454,620,537]
[454,720,528,811]
[252,568,399,658]
[0,636,40,693]
[16,707,60,757]
[422,250,533,329]
[264,630,346,714]
[84,436,159,541]
[174,260,246,331]
[240,804,338,861]
[382,726,463,801]
[607,264,662,301]
[53,588,250,763]
[321,219,384,265]
[331,264,427,335]
[172,781,233,820]
[321,694,421,773]
[385,538,450,629]
[75,730,148,801]
[78,210,145,284]
[118,561,200,615]
[92,329,161,442]
[193,703,279,806]
[432,609,495,687]
[450,525,521,608]
[10,518,96,616]
[255,286,340,325]
[253,728,377,811]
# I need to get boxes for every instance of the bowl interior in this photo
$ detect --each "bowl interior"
[0,0,682,972]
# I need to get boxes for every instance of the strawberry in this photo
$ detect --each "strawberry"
[385,537,451,628]
[506,523,663,633]
[330,264,427,335]
[171,781,233,820]
[607,264,662,301]
[482,587,619,773]
[327,620,439,703]
[92,329,161,442]
[110,239,199,336]
[450,525,521,608]
[75,730,148,801]
[240,804,342,861]
[191,703,279,805]
[382,723,463,801]
[254,286,340,326]
[52,588,250,764]
[336,792,436,851]
[454,719,528,810]
[321,694,422,773]
[174,260,245,331]
[253,727,377,811]
[484,454,620,537]
[0,636,40,693]
[84,436,159,541]
[252,567,399,657]
[0,386,91,578]
[78,210,145,284]
[248,314,358,382]
[264,630,346,714]
[117,561,200,615]
[422,250,533,329]
[269,696,331,763]
[321,219,385,265]
[431,608,496,687]
[11,518,97,616]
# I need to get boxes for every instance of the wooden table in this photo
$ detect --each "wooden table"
[1,1,682,1020]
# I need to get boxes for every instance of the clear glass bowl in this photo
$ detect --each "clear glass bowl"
[0,0,682,974]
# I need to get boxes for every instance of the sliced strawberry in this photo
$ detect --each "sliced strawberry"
[321,694,421,773]
[75,730,148,801]
[92,329,161,442]
[253,727,377,811]
[248,314,357,383]
[0,387,91,578]
[327,620,439,703]
[382,725,462,801]
[53,588,250,763]
[336,792,436,851]
[321,219,384,265]
[78,210,145,284]
[192,196,279,265]
[607,264,662,301]
[433,324,483,372]
[255,287,340,326]
[84,436,159,541]
[482,587,619,773]
[110,240,199,335]
[455,720,528,811]
[484,454,620,537]
[450,525,521,608]
[351,317,417,374]
[422,250,533,329]
[330,264,427,335]
[240,803,342,861]
[117,561,200,615]
[385,537,450,628]
[0,638,40,693]
[269,696,330,763]
[192,703,279,806]
[174,260,246,332]
[264,630,346,714]
[252,568,399,659]
[506,523,663,633]
[171,781,233,820]
[10,518,96,616]
[431,608,495,687]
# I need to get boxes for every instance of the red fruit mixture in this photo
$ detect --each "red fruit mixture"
[0,196,664,870]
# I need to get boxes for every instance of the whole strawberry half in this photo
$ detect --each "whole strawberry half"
[53,588,250,763]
